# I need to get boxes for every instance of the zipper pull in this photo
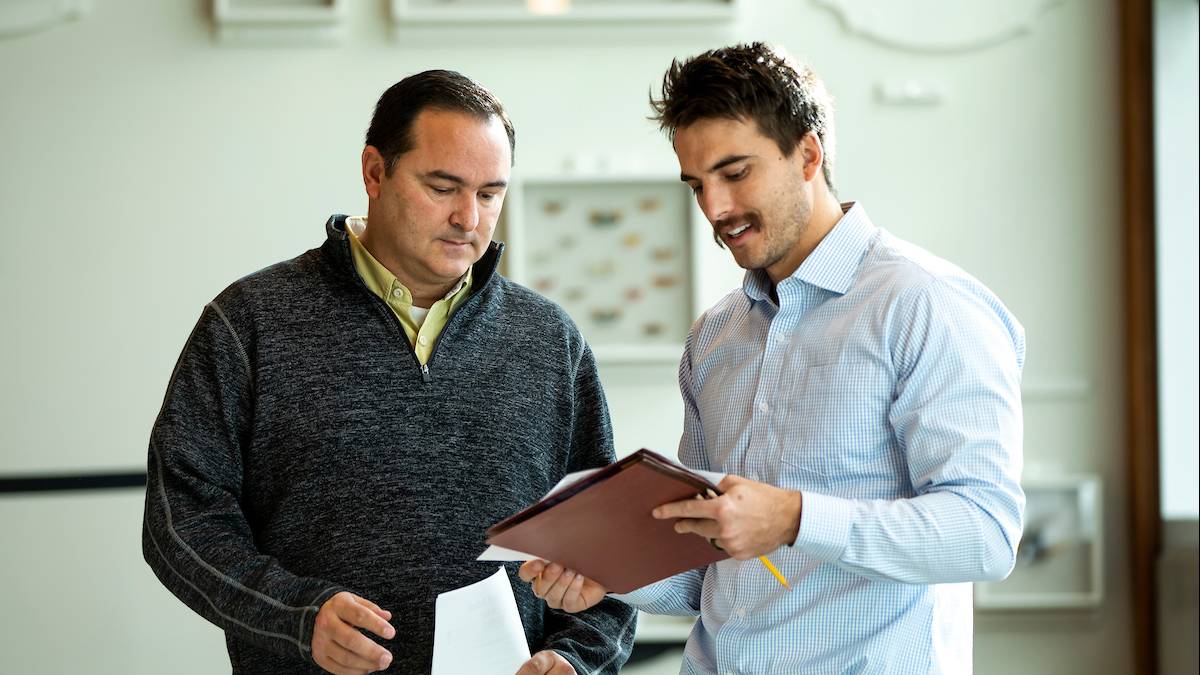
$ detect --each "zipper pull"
[421,363,432,383]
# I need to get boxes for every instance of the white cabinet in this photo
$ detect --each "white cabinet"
[975,474,1104,610]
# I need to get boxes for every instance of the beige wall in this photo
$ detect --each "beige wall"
[0,1,1137,672]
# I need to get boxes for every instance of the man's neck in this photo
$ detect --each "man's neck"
[767,192,846,284]
[358,230,461,309]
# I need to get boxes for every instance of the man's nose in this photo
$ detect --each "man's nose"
[699,184,733,225]
[451,194,479,231]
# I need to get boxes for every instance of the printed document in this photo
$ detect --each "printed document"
[431,566,530,675]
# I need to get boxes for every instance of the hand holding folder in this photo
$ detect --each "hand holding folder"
[485,449,790,594]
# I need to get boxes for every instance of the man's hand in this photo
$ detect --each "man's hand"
[515,649,576,675]
[518,560,608,613]
[653,474,802,560]
[311,591,395,675]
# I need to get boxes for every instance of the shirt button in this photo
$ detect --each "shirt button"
[391,288,403,298]
[736,608,746,619]
[757,401,769,413]
[418,335,429,345]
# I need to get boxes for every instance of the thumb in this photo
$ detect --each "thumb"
[531,650,558,673]
[717,474,744,492]
[519,559,547,582]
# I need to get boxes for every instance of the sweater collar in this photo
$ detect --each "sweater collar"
[323,213,504,294]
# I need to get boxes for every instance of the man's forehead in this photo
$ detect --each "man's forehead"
[674,118,764,171]
[407,110,511,177]
[675,116,763,145]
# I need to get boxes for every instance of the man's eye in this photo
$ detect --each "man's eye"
[689,184,703,196]
[479,192,497,202]
[726,167,749,181]
[431,186,453,194]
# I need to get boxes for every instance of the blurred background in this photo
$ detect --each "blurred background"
[0,0,1195,673]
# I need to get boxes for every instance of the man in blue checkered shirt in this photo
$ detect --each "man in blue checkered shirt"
[520,42,1026,674]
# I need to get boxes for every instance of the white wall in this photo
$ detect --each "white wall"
[1153,2,1199,673]
[1154,0,1200,521]
[1,1,1137,673]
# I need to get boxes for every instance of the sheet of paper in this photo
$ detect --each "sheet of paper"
[431,566,530,675]
[543,468,600,498]
[477,457,727,562]
[477,545,537,562]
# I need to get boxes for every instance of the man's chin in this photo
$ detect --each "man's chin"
[431,251,481,273]
[730,250,763,271]
[429,258,475,279]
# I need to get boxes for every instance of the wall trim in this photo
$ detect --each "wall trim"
[0,471,146,495]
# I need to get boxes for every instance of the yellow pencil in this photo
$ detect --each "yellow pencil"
[697,488,790,590]
[758,556,791,591]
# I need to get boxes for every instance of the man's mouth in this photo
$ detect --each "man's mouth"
[720,219,756,244]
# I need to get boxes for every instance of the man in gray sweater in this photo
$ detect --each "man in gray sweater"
[142,70,635,675]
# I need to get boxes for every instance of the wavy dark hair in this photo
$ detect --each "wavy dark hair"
[650,42,835,190]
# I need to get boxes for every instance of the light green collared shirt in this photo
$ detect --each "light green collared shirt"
[346,216,473,364]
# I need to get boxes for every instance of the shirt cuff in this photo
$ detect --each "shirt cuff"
[791,491,854,562]
[609,577,672,607]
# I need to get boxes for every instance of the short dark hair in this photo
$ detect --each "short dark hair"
[650,42,836,190]
[365,69,516,173]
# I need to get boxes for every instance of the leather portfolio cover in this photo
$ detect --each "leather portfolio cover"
[484,449,730,593]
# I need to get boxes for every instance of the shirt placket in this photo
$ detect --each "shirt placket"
[414,300,446,361]
[746,301,782,482]
[718,299,783,670]
[724,284,813,675]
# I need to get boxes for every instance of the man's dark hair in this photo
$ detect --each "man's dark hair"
[365,69,516,173]
[650,42,836,190]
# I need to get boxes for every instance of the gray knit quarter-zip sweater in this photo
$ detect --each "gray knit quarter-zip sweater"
[142,215,635,674]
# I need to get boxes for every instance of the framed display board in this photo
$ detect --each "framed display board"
[499,176,704,363]
[975,474,1104,610]
[390,0,737,25]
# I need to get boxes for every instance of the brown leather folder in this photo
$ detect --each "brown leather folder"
[484,449,730,593]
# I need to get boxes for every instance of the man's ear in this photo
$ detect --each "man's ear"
[798,131,824,183]
[362,146,386,200]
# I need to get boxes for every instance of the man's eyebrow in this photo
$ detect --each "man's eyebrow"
[680,155,753,182]
[424,170,465,185]
[425,170,507,189]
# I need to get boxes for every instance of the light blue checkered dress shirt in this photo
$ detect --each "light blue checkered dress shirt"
[617,203,1025,674]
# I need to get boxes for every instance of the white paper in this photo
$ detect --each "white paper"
[477,545,538,562]
[431,566,530,675]
[691,468,727,485]
[477,457,727,563]
[543,468,601,498]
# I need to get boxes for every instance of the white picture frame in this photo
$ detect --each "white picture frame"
[975,474,1104,610]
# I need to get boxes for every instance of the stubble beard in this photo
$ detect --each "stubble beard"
[737,193,812,274]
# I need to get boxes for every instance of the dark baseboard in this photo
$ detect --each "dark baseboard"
[0,472,146,495]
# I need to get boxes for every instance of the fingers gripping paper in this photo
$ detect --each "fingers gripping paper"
[431,567,531,675]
